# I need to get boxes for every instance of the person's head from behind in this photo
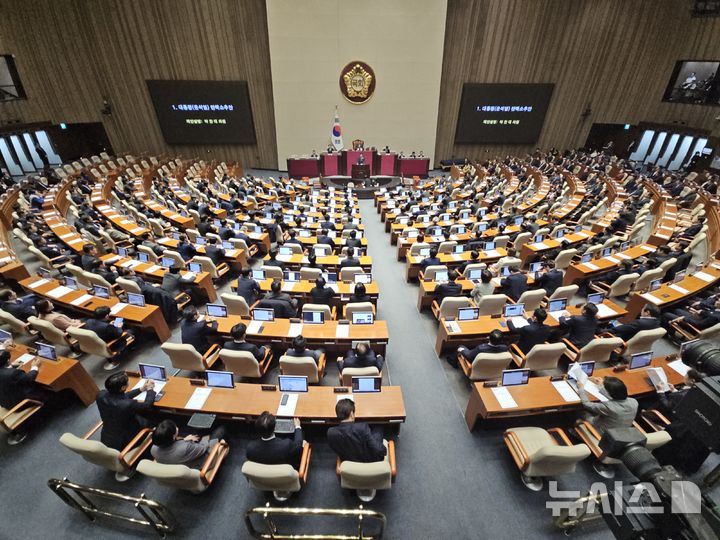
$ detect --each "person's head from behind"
[35,298,53,315]
[533,307,547,324]
[488,329,503,346]
[0,289,17,302]
[94,306,111,320]
[583,303,599,319]
[82,244,96,255]
[621,260,633,272]
[602,376,628,400]
[315,276,326,289]
[448,269,458,282]
[183,306,198,321]
[105,372,129,394]
[354,282,366,297]
[256,411,277,438]
[0,350,11,368]
[356,342,370,356]
[292,334,307,353]
[481,269,492,284]
[335,398,356,422]
[507,248,516,257]
[152,419,178,448]
[231,322,247,341]
[429,248,438,259]
[642,304,660,319]
[685,368,704,387]
[241,267,251,278]
[308,252,317,265]
[471,250,479,260]
[271,280,282,294]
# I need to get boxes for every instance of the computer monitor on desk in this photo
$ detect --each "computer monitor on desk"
[161,257,174,268]
[279,246,293,256]
[434,270,449,282]
[118,247,128,258]
[453,245,464,254]
[303,311,324,324]
[534,235,545,243]
[500,266,512,277]
[629,351,653,370]
[206,304,228,318]
[352,376,382,393]
[501,369,530,386]
[601,247,612,257]
[457,307,479,321]
[581,253,592,263]
[36,342,57,361]
[251,269,266,281]
[548,298,567,313]
[127,292,145,307]
[279,375,308,393]
[418,248,430,257]
[354,273,372,284]
[467,269,482,282]
[351,312,374,325]
[503,303,525,318]
[139,363,167,381]
[587,292,605,305]
[138,252,149,263]
[206,370,235,389]
[0,329,11,344]
[252,308,275,322]
[529,262,543,273]
[283,271,300,282]
[188,262,202,274]
[483,242,496,251]
[93,285,110,299]
[65,277,78,290]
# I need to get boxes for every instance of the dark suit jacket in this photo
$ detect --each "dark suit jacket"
[611,317,660,341]
[285,348,321,362]
[1,297,36,321]
[560,314,599,348]
[435,282,463,302]
[317,236,336,249]
[161,273,193,296]
[509,321,553,353]
[223,340,265,361]
[181,319,218,354]
[500,273,528,301]
[310,286,335,305]
[327,422,386,463]
[84,318,123,343]
[346,238,362,249]
[204,245,225,265]
[420,257,441,270]
[177,242,197,261]
[536,270,563,296]
[0,366,38,408]
[342,350,384,370]
[340,257,361,269]
[246,428,303,466]
[235,277,261,305]
[96,388,155,450]
[462,342,508,359]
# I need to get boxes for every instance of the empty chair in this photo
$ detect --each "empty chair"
[59,422,153,481]
[67,263,92,288]
[565,337,624,363]
[67,326,133,371]
[161,250,186,269]
[513,232,532,251]
[263,265,284,280]
[136,441,230,493]
[339,266,364,282]
[192,256,229,280]
[438,241,457,254]
[279,354,326,384]
[554,249,577,270]
[337,440,397,502]
[241,442,312,501]
[590,273,639,298]
[27,316,76,353]
[219,349,272,379]
[160,342,220,373]
[623,328,666,359]
[299,267,322,281]
[516,289,546,312]
[137,245,159,263]
[504,427,591,490]
[343,302,375,318]
[27,246,63,270]
[219,293,250,317]
[493,235,510,249]
[432,296,473,320]
[547,285,578,303]
[511,343,567,374]
[634,268,663,291]
[1,398,44,445]
[457,352,513,381]
[419,265,448,281]
[475,294,508,316]
[0,308,33,337]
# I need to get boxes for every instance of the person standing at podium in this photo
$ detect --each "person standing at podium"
[357,154,365,165]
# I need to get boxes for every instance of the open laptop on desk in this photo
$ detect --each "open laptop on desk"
[628,350,653,370]
[134,363,168,400]
[547,298,570,319]
[503,303,527,327]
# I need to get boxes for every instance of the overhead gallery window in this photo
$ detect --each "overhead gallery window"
[0,55,26,101]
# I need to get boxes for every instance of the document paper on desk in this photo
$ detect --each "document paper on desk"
[132,379,167,401]
[276,393,299,417]
[595,303,617,318]
[668,358,691,376]
[694,271,715,283]
[27,278,50,289]
[647,367,670,393]
[509,316,529,328]
[247,320,263,334]
[110,302,128,315]
[70,293,93,306]
[668,283,689,295]
[583,263,600,271]
[491,387,518,409]
[185,387,212,409]
[552,380,580,402]
[47,286,73,299]
[287,323,304,338]
[445,321,461,334]
[336,324,350,338]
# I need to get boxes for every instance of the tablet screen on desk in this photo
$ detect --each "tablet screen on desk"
[128,292,145,307]
[351,312,374,325]
[352,376,382,393]
[278,375,308,393]
[458,307,479,321]
[206,304,227,318]
[501,369,529,386]
[206,370,234,389]
[36,342,57,361]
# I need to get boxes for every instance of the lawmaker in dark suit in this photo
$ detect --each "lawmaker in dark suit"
[0,290,37,321]
[222,322,267,361]
[203,237,225,265]
[608,304,661,341]
[508,308,553,353]
[340,254,362,269]
[559,303,599,348]
[458,329,508,360]
[84,307,133,362]
[345,230,362,250]
[500,266,528,301]
[0,351,42,409]
[340,342,384,371]
[328,399,387,463]
[285,335,321,363]
[535,260,563,296]
[263,279,298,311]
[181,306,218,355]
[435,269,463,303]
[310,277,335,305]
[317,229,336,250]
[80,244,101,270]
[96,372,155,451]
[246,412,304,468]
[161,266,194,296]
[419,248,441,270]
[235,268,261,305]
[176,235,197,261]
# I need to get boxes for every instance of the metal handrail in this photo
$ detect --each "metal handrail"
[245,503,386,539]
[48,478,176,538]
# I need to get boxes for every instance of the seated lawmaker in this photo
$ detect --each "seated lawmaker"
[662,296,720,338]
[534,260,563,296]
[339,342,384,371]
[0,289,37,322]
[419,248,441,270]
[471,270,494,304]
[264,279,298,311]
[96,372,155,451]
[500,265,527,301]
[222,322,268,361]
[310,276,335,305]
[457,329,507,361]
[435,269,462,303]
[559,303,599,348]
[151,418,226,465]
[0,351,44,409]
[459,250,482,274]
[328,399,386,463]
[285,335,321,363]
[235,267,261,306]
[85,307,135,365]
[203,237,225,265]
[35,299,83,331]
[508,307,552,353]
[176,234,197,261]
[576,376,638,433]
[349,282,372,304]
[180,306,218,355]
[608,304,661,341]
[161,265,194,296]
[246,412,303,467]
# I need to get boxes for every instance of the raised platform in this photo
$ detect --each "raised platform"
[322,175,402,199]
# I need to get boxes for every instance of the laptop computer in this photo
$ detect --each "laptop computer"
[127,292,145,307]
[547,298,569,318]
[206,370,235,389]
[351,376,382,393]
[354,273,372,284]
[206,304,228,318]
[93,285,110,299]
[351,312,374,324]
[161,257,175,268]
[303,311,324,324]
[587,292,605,305]
[251,269,266,281]
[503,303,525,318]
[629,351,653,370]
[501,369,530,386]
[252,308,275,322]
[457,307,479,321]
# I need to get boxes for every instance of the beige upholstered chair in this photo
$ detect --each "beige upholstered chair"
[591,273,639,298]
[623,328,666,359]
[67,263,92,288]
[0,308,33,336]
[418,265,448,282]
[116,276,142,294]
[279,354,326,384]
[67,326,134,370]
[634,268,663,291]
[219,348,272,379]
[475,294,508,316]
[564,337,624,363]
[493,235,510,249]
[504,427,591,490]
[511,343,567,373]
[514,232,532,251]
[27,316,77,354]
[339,266,364,282]
[343,302,375,319]
[241,442,312,500]
[457,352,513,381]
[192,256,229,280]
[408,242,431,257]
[337,440,396,502]
[162,250,186,269]
[547,285,578,303]
[160,343,220,373]
[137,245,159,263]
[432,296,473,320]
[462,263,487,276]
[59,422,153,481]
[554,249,578,270]
[516,289,547,312]
[300,267,322,281]
[136,441,230,493]
[302,303,334,321]
[339,366,380,386]
[438,241,457,254]
[263,265,283,280]
[220,293,250,317]
[1,399,44,445]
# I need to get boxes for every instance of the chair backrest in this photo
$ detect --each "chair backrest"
[625,328,666,357]
[160,343,205,371]
[409,242,430,256]
[493,235,510,249]
[340,366,380,386]
[137,245,159,263]
[284,243,303,255]
[28,246,54,267]
[438,297,472,319]
[27,316,66,345]
[527,439,590,477]
[67,263,92,287]
[516,289,546,312]
[302,303,332,320]
[495,257,522,272]
[116,276,142,294]
[67,327,113,357]
[219,349,262,378]
[438,241,457,254]
[421,265,448,281]
[548,285,578,302]
[524,343,567,372]
[84,271,114,290]
[462,263,486,276]
[635,268,663,291]
[136,460,206,493]
[263,265,284,280]
[220,293,250,317]
[339,459,392,491]
[469,352,513,381]
[514,232,532,250]
[193,256,219,278]
[554,249,577,270]
[241,461,301,492]
[339,266,364,282]
[59,433,123,472]
[699,321,720,341]
[279,355,319,384]
[475,294,507,316]
[607,273,639,297]
[313,244,332,256]
[344,302,375,318]
[577,337,624,363]
[162,250,186,269]
[299,267,322,280]
[185,229,200,242]
[601,236,619,249]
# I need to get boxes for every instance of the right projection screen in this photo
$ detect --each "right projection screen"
[455,83,554,144]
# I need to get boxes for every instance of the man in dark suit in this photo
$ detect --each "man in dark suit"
[0,290,37,321]
[345,230,362,250]
[140,232,165,256]
[176,234,197,261]
[459,250,482,274]
[319,213,335,231]
[161,266,194,296]
[235,267,261,305]
[508,307,553,353]
[310,277,335,305]
[535,260,563,296]
[559,303,599,348]
[500,266,528,301]
[0,351,42,409]
[222,322,268,361]
[328,399,386,463]
[608,304,661,341]
[665,242,692,281]
[84,307,134,369]
[419,248,441,270]
[96,372,155,451]
[285,335,321,363]
[317,229,336,250]
[458,329,507,361]
[263,279,297,311]
[246,412,304,468]
[339,342,384,371]
[180,306,218,355]
[435,269,463,303]
[590,259,634,290]
[203,237,225,265]
[81,244,101,271]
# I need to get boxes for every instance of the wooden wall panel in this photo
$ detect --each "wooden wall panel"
[436,0,720,163]
[0,0,277,168]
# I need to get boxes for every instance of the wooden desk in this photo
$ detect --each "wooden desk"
[19,276,172,342]
[563,243,657,286]
[416,275,537,310]
[405,249,506,281]
[519,230,595,265]
[10,343,98,407]
[262,254,373,272]
[131,376,405,424]
[232,278,379,308]
[464,356,684,430]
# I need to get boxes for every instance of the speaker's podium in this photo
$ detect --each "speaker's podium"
[342,149,376,176]
[351,164,370,180]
